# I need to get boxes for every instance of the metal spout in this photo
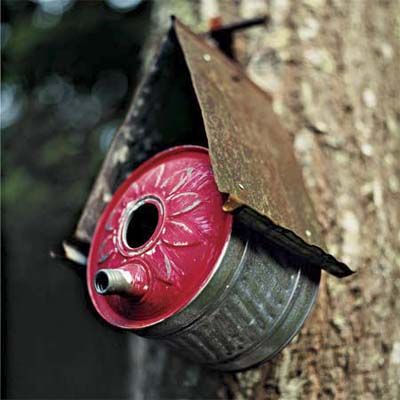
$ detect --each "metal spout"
[94,264,149,298]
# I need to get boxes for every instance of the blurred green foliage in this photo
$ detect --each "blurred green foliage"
[2,0,152,238]
[1,1,155,397]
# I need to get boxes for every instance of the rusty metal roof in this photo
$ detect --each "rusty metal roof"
[174,20,352,277]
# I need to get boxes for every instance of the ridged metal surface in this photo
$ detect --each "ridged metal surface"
[141,213,320,371]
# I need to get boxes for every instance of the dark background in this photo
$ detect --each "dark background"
[1,0,156,397]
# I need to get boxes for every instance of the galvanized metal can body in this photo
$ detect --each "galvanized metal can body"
[88,146,320,371]
[140,213,320,371]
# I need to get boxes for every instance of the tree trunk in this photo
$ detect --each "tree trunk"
[209,0,400,399]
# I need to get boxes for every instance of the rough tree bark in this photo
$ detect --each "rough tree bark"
[211,1,400,399]
[150,0,399,398]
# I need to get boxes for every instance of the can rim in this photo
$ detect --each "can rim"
[87,145,233,329]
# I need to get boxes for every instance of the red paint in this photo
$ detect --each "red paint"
[87,146,233,329]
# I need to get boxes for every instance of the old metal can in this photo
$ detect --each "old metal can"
[87,146,320,371]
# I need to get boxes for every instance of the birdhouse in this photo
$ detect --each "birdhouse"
[69,18,352,371]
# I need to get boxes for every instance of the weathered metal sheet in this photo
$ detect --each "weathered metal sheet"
[174,19,352,277]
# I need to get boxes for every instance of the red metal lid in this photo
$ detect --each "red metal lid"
[87,146,233,329]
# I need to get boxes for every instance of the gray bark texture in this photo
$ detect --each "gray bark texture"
[216,0,400,399]
[152,0,400,399]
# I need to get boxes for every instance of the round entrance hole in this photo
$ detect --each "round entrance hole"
[125,202,159,249]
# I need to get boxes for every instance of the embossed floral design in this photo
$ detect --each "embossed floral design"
[98,160,221,286]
